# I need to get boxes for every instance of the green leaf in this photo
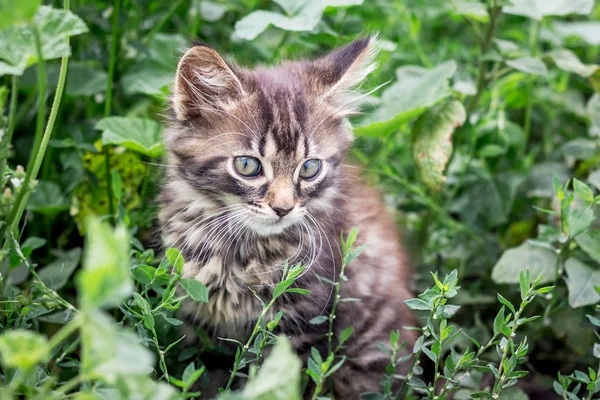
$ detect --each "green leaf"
[97,117,164,157]
[573,178,596,204]
[506,57,548,76]
[503,0,594,21]
[494,307,506,337]
[449,0,489,22]
[81,312,155,382]
[567,208,594,238]
[234,1,362,40]
[143,314,155,330]
[242,336,302,400]
[587,93,600,137]
[497,294,516,316]
[438,305,461,319]
[519,270,530,300]
[553,21,600,46]
[0,0,41,29]
[179,279,209,303]
[339,326,353,345]
[575,229,600,263]
[0,330,48,369]
[65,61,107,96]
[26,180,69,216]
[200,1,228,22]
[404,298,432,311]
[356,61,457,136]
[594,343,600,359]
[0,6,88,76]
[165,248,185,274]
[121,60,173,96]
[309,315,328,325]
[566,258,600,308]
[37,248,82,290]
[411,99,466,190]
[76,218,133,310]
[549,49,598,78]
[491,243,558,285]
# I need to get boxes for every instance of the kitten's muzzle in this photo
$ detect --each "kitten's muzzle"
[271,205,293,217]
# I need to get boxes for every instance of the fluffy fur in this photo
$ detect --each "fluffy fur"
[158,37,416,398]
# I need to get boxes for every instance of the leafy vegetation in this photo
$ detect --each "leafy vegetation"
[1,0,600,398]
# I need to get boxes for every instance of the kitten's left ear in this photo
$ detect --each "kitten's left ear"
[172,44,245,121]
[308,36,378,114]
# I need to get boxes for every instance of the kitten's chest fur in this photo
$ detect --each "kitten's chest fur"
[162,203,316,338]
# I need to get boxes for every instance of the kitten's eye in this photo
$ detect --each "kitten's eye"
[234,157,262,177]
[299,159,321,180]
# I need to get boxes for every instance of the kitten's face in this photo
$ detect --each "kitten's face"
[166,39,376,236]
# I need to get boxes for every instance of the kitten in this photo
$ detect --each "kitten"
[158,37,416,398]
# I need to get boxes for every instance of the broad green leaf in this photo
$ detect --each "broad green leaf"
[96,117,164,157]
[243,336,302,400]
[567,208,594,238]
[165,248,185,274]
[76,218,133,310]
[65,61,107,96]
[553,21,600,46]
[0,330,48,369]
[589,169,600,191]
[37,248,82,290]
[449,0,489,22]
[573,178,595,204]
[565,258,600,308]
[121,34,186,96]
[356,61,457,136]
[0,0,40,29]
[506,57,548,76]
[81,312,154,382]
[549,49,598,78]
[235,7,324,40]
[575,230,600,263]
[503,0,594,21]
[234,1,362,40]
[121,60,173,96]
[587,93,600,137]
[0,6,88,76]
[491,243,558,284]
[404,298,432,311]
[179,278,209,303]
[26,180,69,216]
[200,1,228,21]
[412,99,466,190]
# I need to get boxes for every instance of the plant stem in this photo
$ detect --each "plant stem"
[224,297,275,391]
[519,20,541,158]
[585,360,600,400]
[467,1,501,115]
[47,317,83,351]
[150,326,170,381]
[143,0,185,43]
[0,76,19,189]
[4,28,46,240]
[103,0,121,223]
[492,300,526,397]
[5,12,72,241]
[11,236,77,312]
[327,257,348,354]
[395,301,444,400]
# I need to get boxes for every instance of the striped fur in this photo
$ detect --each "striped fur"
[159,37,416,398]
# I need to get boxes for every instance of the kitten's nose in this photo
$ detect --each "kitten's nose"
[271,205,293,217]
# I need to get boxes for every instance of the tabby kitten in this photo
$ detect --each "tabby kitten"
[159,37,416,398]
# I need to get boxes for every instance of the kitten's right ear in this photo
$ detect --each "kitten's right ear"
[173,44,244,121]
